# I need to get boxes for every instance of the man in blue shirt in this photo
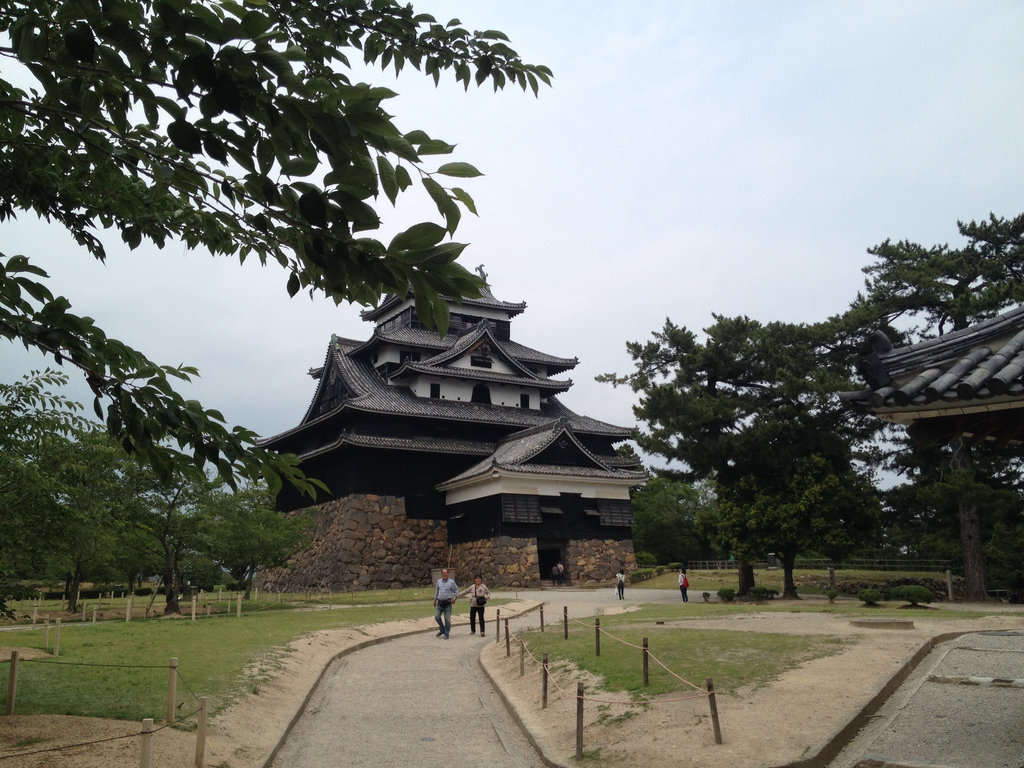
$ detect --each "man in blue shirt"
[433,568,459,639]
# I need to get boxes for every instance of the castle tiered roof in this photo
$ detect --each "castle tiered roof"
[262,283,638,476]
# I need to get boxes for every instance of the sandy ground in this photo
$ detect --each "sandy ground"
[1,599,1022,768]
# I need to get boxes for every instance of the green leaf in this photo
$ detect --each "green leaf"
[422,178,460,234]
[298,189,327,227]
[167,120,202,154]
[436,162,483,178]
[390,222,447,252]
[451,187,478,215]
[376,155,399,204]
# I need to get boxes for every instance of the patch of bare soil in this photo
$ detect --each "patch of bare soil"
[1,606,1022,768]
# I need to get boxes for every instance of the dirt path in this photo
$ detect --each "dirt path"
[266,630,545,768]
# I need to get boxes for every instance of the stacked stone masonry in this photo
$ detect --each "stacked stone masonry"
[255,494,447,592]
[256,494,638,592]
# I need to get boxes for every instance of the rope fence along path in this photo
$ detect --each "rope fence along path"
[503,605,723,757]
[1,654,210,766]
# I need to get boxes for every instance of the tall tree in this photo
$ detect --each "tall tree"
[602,316,879,597]
[851,212,1024,600]
[203,484,309,599]
[0,0,550,489]
[0,370,87,577]
[630,476,717,565]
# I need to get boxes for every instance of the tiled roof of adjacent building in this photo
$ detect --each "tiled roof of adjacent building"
[839,304,1024,445]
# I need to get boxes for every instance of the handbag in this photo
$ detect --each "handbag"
[476,596,486,606]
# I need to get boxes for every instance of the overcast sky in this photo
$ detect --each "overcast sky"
[3,1,1024,465]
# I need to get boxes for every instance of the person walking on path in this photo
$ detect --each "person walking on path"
[615,569,625,599]
[434,568,459,639]
[678,569,689,602]
[459,575,491,636]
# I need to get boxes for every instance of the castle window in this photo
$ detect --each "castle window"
[430,383,441,399]
[501,495,542,523]
[471,384,491,404]
[597,499,635,527]
[520,393,530,408]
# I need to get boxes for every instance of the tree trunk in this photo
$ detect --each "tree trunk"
[66,567,82,614]
[781,549,800,599]
[951,438,988,601]
[737,563,755,596]
[162,546,181,615]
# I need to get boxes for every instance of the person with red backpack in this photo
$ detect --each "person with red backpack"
[678,569,689,603]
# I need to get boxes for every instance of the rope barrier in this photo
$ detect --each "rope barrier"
[514,617,713,707]
[19,658,169,669]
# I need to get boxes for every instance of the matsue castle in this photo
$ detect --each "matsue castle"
[258,275,647,590]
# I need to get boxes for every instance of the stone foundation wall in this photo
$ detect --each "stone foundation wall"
[255,494,635,592]
[566,538,636,584]
[255,494,447,592]
[451,537,540,589]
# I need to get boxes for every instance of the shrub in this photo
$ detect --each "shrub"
[627,568,658,584]
[667,562,684,571]
[749,586,778,602]
[891,585,933,606]
[826,589,839,603]
[634,551,657,567]
[859,588,882,606]
[717,588,736,602]
[702,592,711,603]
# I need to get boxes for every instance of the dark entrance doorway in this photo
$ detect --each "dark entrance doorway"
[538,539,566,584]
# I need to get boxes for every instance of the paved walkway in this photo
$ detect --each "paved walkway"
[265,588,662,768]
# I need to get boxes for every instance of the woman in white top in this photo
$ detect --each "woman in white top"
[459,575,492,636]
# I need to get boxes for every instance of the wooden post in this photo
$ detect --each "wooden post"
[6,649,18,715]
[519,640,525,676]
[563,606,568,639]
[167,658,178,724]
[707,678,723,744]
[540,604,544,632]
[642,637,649,687]
[495,609,501,644]
[31,605,37,624]
[594,618,600,657]
[191,593,197,622]
[44,619,50,649]
[140,718,154,768]
[542,653,549,709]
[92,607,98,624]
[194,696,208,768]
[126,594,133,622]
[575,682,584,759]
[236,593,242,618]
[504,618,510,657]
[946,569,954,601]
[53,618,61,657]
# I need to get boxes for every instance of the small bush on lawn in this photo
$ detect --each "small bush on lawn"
[702,592,711,603]
[749,586,778,602]
[826,589,839,603]
[635,551,657,567]
[667,562,684,571]
[891,585,933,606]
[859,588,882,606]
[628,568,658,584]
[717,588,736,602]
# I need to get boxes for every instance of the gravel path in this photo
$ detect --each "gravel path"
[828,629,1024,768]
[263,589,637,768]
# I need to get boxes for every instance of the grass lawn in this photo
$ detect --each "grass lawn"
[0,593,506,723]
[0,574,990,724]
